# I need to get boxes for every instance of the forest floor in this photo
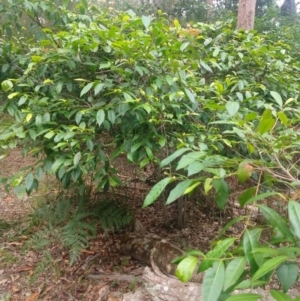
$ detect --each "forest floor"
[0,148,299,300]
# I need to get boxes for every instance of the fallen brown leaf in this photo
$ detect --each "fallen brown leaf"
[25,292,40,301]
[14,265,34,273]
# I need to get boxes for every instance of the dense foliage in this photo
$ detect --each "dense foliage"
[1,0,300,300]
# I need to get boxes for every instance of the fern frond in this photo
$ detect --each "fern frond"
[30,250,53,283]
[92,200,133,231]
[61,213,97,265]
[26,226,54,250]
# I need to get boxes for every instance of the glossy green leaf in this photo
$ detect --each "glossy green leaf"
[238,187,256,206]
[270,290,294,301]
[223,257,246,291]
[252,256,288,282]
[234,279,267,290]
[252,247,280,257]
[94,83,105,95]
[73,152,81,166]
[36,167,43,181]
[107,110,116,124]
[212,178,228,209]
[202,261,225,301]
[25,172,34,191]
[243,229,262,274]
[198,238,235,272]
[226,101,240,117]
[257,118,275,135]
[200,60,213,73]
[226,293,262,301]
[187,161,205,176]
[86,139,94,151]
[80,82,93,97]
[180,42,190,52]
[175,255,198,283]
[160,148,190,167]
[176,151,204,170]
[257,205,293,240]
[278,111,288,126]
[276,262,298,293]
[166,179,195,204]
[240,191,280,207]
[96,109,105,126]
[270,91,283,108]
[288,200,300,239]
[75,111,82,125]
[143,177,173,207]
[184,87,195,103]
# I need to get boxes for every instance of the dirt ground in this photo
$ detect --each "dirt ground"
[0,148,299,300]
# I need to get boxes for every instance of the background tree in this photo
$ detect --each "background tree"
[281,0,296,15]
[237,0,257,29]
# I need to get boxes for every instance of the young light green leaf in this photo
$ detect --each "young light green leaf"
[223,257,247,291]
[257,205,293,240]
[96,109,105,126]
[198,238,236,272]
[276,262,298,293]
[270,91,283,108]
[257,118,275,135]
[1,79,13,92]
[270,290,294,301]
[44,131,55,139]
[288,200,300,239]
[200,60,213,73]
[184,87,195,103]
[226,101,240,117]
[226,294,262,301]
[204,178,213,195]
[80,82,93,97]
[25,172,34,191]
[278,111,288,126]
[160,148,190,167]
[94,83,105,95]
[175,255,198,283]
[252,256,288,282]
[143,177,173,207]
[166,179,195,204]
[180,42,190,52]
[73,152,81,166]
[202,261,225,301]
[142,15,151,31]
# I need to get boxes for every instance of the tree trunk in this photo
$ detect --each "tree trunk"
[281,0,296,15]
[207,0,214,17]
[237,0,257,30]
